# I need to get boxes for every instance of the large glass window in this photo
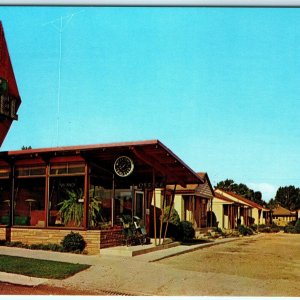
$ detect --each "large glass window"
[49,176,84,227]
[14,177,45,226]
[0,178,11,225]
[115,190,133,225]
[89,184,112,229]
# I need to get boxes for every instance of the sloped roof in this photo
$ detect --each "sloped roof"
[223,190,265,210]
[272,205,294,216]
[0,139,203,187]
[214,191,235,203]
[214,189,269,210]
[168,172,214,198]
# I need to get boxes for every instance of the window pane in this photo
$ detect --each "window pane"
[16,166,45,177]
[14,177,45,226]
[50,163,85,175]
[0,167,10,179]
[0,179,11,225]
[89,184,112,229]
[49,176,84,227]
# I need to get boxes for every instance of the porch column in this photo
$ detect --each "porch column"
[111,174,115,227]
[152,170,157,246]
[163,183,177,242]
[9,161,15,228]
[192,195,195,226]
[210,198,213,227]
[159,183,167,246]
[44,164,49,227]
[83,163,90,229]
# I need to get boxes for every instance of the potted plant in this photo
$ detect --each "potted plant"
[58,187,84,227]
[58,187,104,228]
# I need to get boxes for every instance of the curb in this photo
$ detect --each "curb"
[148,235,262,262]
[0,271,48,287]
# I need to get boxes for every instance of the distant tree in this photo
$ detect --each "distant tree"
[215,179,266,206]
[274,186,300,211]
[21,146,32,150]
[215,179,236,192]
[267,198,278,209]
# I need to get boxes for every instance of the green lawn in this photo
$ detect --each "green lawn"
[0,255,90,279]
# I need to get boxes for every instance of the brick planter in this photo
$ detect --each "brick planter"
[100,228,124,249]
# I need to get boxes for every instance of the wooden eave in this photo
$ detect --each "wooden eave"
[1,140,203,186]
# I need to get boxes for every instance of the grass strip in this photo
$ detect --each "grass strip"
[0,255,90,279]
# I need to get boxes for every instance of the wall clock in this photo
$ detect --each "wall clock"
[114,156,134,177]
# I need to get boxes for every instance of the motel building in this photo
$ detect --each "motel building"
[0,141,203,254]
[0,22,205,253]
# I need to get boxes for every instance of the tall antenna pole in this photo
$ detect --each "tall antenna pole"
[44,10,84,146]
[56,16,63,146]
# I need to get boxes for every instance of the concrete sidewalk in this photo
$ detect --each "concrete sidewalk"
[0,235,246,288]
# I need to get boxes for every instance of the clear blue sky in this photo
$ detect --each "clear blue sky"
[1,6,300,201]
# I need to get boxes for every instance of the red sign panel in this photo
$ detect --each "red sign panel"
[0,22,21,147]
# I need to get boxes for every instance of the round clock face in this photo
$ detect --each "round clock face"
[114,156,134,177]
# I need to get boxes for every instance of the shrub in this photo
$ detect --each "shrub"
[6,241,24,247]
[178,221,195,241]
[284,225,296,234]
[238,225,253,236]
[61,231,86,252]
[250,224,258,232]
[295,219,300,233]
[259,226,271,233]
[47,243,65,252]
[270,224,281,233]
[162,206,180,226]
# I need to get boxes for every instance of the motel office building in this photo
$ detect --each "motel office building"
[0,140,203,253]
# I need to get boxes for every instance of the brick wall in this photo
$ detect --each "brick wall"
[10,228,101,254]
[100,228,124,249]
[0,227,6,240]
[1,227,126,254]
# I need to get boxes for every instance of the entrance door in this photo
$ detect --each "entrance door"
[134,191,144,220]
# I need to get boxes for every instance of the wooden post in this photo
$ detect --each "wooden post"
[153,170,157,246]
[83,163,90,229]
[210,198,213,227]
[192,195,195,226]
[9,162,15,228]
[111,174,115,227]
[163,184,177,243]
[159,182,167,246]
[44,164,49,228]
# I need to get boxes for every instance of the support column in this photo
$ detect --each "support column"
[44,164,49,227]
[83,163,90,229]
[9,162,15,228]
[163,184,177,243]
[159,183,167,246]
[111,174,115,227]
[152,170,157,246]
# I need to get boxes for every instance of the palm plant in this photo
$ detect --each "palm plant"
[58,188,84,227]
[89,196,103,228]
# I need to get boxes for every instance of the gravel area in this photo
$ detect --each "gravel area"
[1,233,300,296]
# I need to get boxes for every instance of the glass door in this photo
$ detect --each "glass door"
[134,191,144,220]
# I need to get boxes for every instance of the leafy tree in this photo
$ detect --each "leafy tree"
[215,179,266,206]
[274,186,300,211]
[21,146,32,150]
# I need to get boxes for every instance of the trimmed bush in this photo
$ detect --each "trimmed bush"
[178,221,195,241]
[238,225,253,236]
[295,219,300,233]
[162,206,180,226]
[284,225,296,234]
[61,231,86,252]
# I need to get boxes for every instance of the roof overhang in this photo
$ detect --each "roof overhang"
[1,140,203,187]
